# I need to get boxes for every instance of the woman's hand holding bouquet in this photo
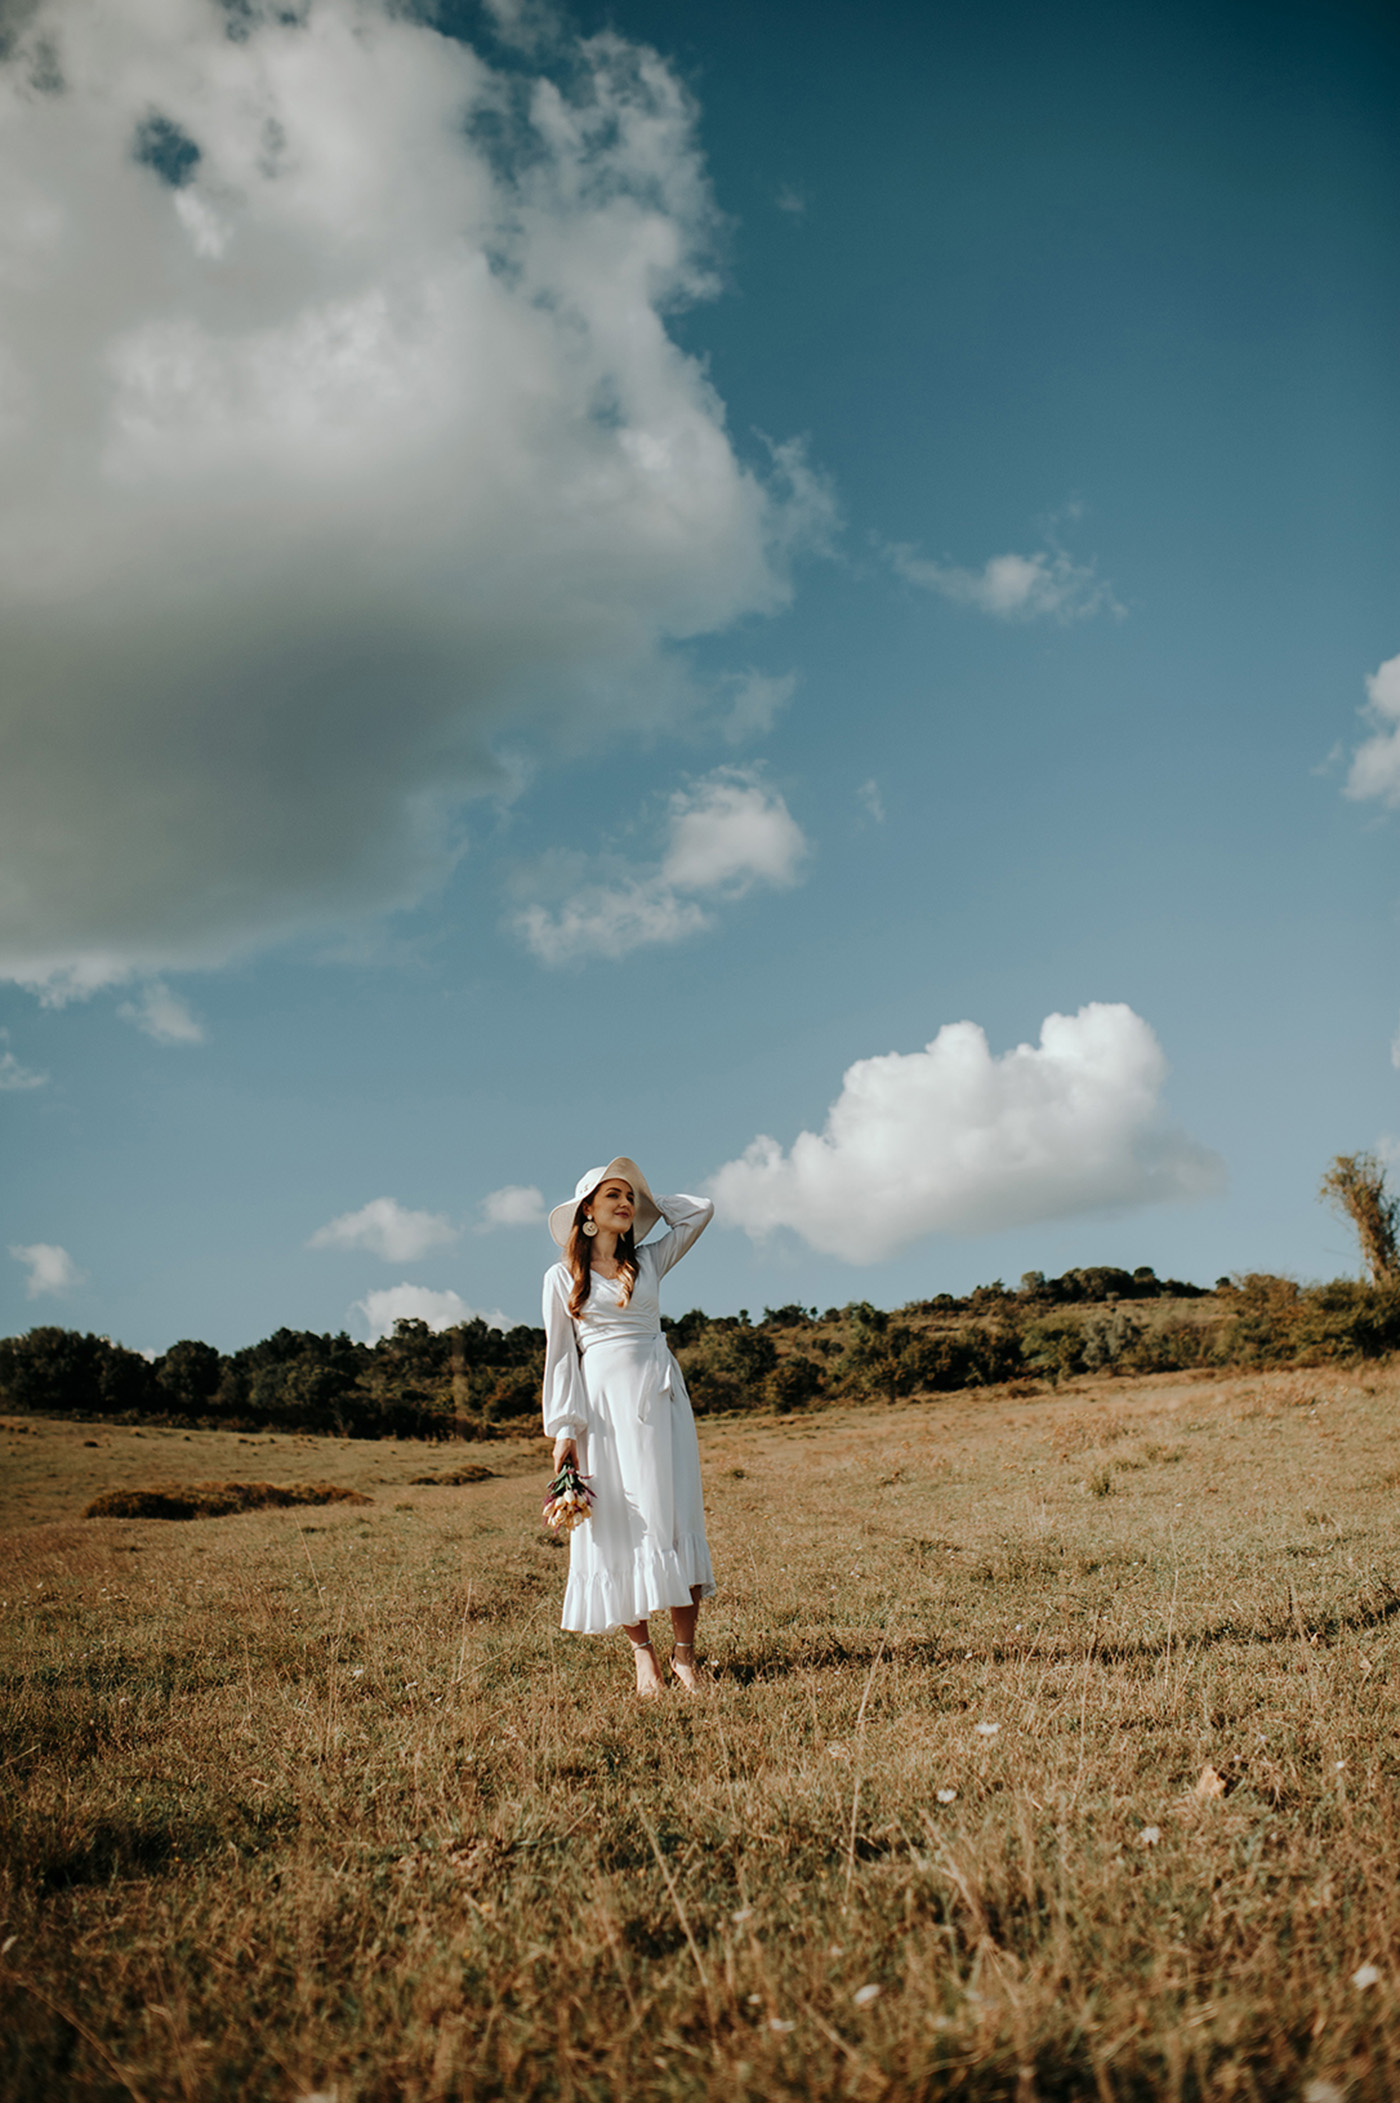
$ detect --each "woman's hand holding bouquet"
[543,1460,595,1537]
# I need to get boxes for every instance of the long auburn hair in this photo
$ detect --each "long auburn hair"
[566,1185,638,1318]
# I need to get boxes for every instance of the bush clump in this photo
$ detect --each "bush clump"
[406,1463,497,1487]
[84,1481,373,1521]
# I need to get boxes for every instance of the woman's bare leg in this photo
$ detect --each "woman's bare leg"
[623,1617,666,1697]
[669,1586,703,1689]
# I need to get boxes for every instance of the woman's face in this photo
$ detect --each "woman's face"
[587,1179,635,1237]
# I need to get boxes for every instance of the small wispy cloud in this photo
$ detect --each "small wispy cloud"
[10,1241,84,1298]
[477,1185,547,1230]
[1344,652,1400,806]
[309,1198,458,1264]
[118,980,206,1045]
[25,959,133,1009]
[513,768,810,967]
[480,0,563,52]
[716,670,797,745]
[888,540,1122,624]
[0,1033,47,1091]
[858,779,885,825]
[356,1284,506,1341]
[516,887,708,965]
[776,185,806,216]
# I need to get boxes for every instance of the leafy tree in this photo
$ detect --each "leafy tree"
[1320,1152,1400,1285]
[0,1327,158,1415]
[672,1322,777,1412]
[760,1304,813,1330]
[155,1339,224,1414]
[220,1327,370,1432]
[662,1309,710,1349]
[837,1304,919,1404]
[1213,1274,1304,1365]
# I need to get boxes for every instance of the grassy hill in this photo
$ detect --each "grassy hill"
[3,1360,1399,2097]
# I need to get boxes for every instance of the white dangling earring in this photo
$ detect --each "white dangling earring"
[582,1218,598,1238]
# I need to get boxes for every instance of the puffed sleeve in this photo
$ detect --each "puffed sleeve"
[646,1193,715,1277]
[541,1265,588,1439]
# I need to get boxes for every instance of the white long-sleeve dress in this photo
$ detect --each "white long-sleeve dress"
[542,1193,716,1635]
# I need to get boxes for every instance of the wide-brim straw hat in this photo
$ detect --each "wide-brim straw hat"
[547,1157,661,1249]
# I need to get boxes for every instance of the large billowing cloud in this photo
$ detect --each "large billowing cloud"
[709,1003,1224,1261]
[0,0,820,996]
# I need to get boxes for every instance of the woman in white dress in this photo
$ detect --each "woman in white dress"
[542,1157,716,1697]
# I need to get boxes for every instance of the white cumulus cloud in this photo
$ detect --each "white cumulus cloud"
[477,1184,547,1229]
[1345,652,1400,805]
[889,542,1121,623]
[116,980,206,1044]
[0,0,822,998]
[309,1196,457,1263]
[10,1241,85,1296]
[514,767,808,965]
[709,1002,1224,1261]
[356,1284,505,1341]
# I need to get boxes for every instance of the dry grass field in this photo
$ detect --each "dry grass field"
[2,1364,1399,2101]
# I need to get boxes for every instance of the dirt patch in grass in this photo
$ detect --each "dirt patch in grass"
[82,1480,373,1521]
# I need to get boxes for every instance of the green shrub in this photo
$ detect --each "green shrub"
[675,1323,778,1413]
[1293,1280,1400,1359]
[1210,1274,1304,1366]
[765,1353,825,1411]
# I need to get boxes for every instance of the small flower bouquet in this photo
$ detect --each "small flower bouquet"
[542,1460,595,1537]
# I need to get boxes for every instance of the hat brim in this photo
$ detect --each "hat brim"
[547,1157,661,1248]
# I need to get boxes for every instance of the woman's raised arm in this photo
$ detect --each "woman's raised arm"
[647,1193,715,1277]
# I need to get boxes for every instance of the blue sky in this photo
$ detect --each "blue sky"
[2,0,1398,1353]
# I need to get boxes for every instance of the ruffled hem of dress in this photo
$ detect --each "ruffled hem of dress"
[560,1530,716,1635]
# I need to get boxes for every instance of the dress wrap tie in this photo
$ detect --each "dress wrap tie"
[577,1329,679,1425]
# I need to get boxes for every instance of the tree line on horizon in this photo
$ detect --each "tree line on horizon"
[2,1154,1392,1440]
[3,1259,1400,1441]
[0,1262,1209,1439]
